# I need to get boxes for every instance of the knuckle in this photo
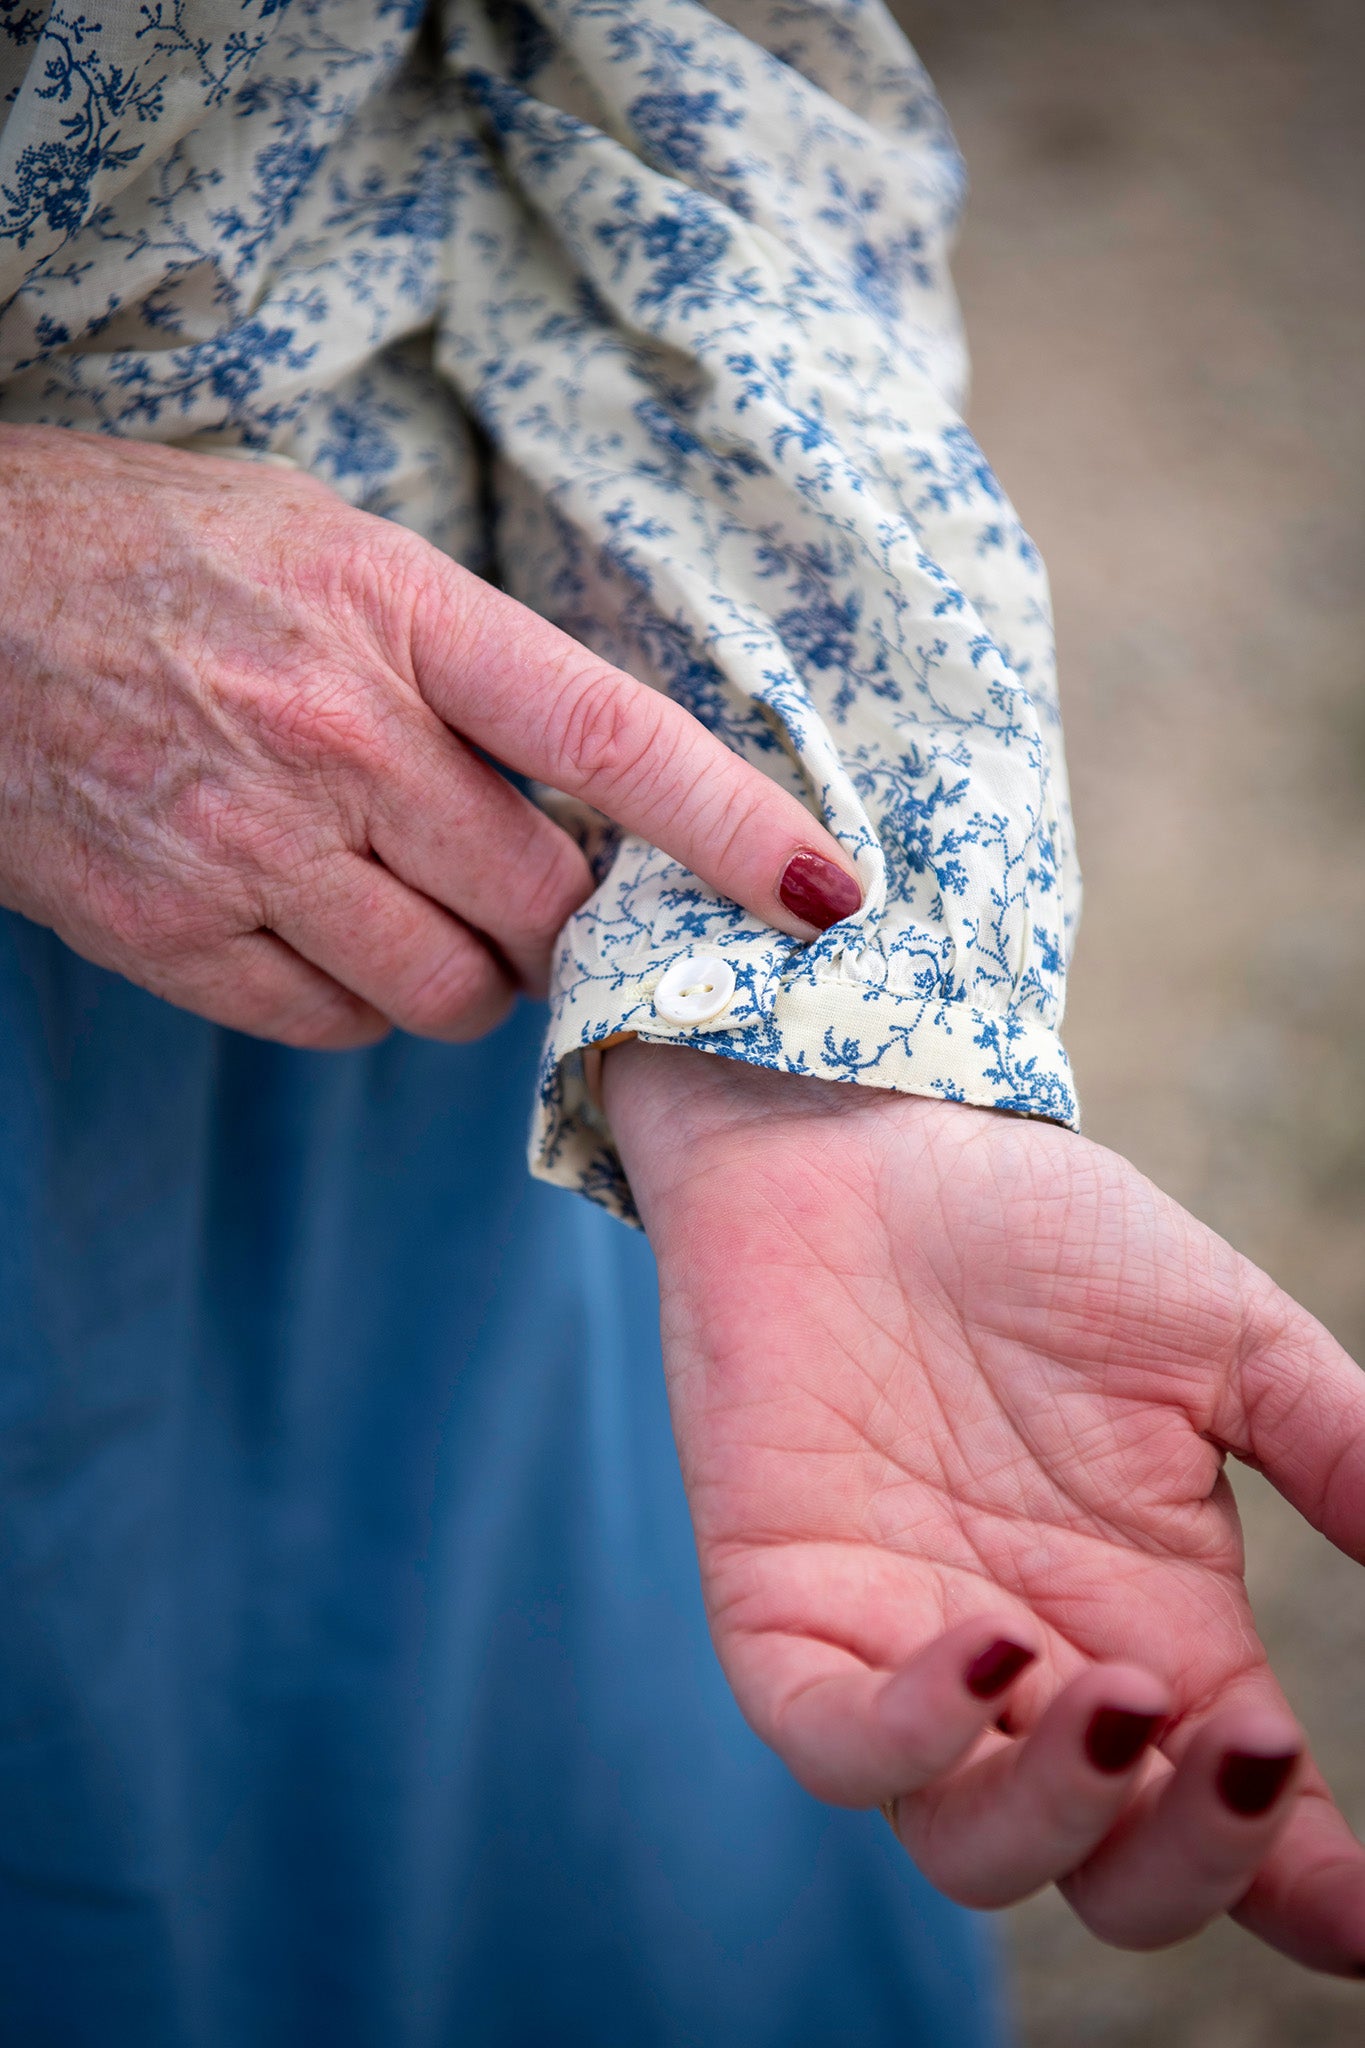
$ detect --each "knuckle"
[94,871,211,964]
[251,672,390,778]
[506,832,593,947]
[903,1832,979,1909]
[911,1829,1024,1912]
[236,812,340,899]
[270,987,386,1052]
[925,1868,1000,1911]
[395,935,503,1040]
[166,778,313,904]
[442,981,515,1044]
[902,1804,1014,1914]
[364,523,460,636]
[553,666,667,805]
[1032,1777,1116,1852]
[1061,1868,1215,1953]
[271,493,405,609]
[221,807,362,919]
[1068,1898,1170,1953]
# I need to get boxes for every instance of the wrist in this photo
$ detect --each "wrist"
[603,1039,946,1224]
[604,1037,872,1131]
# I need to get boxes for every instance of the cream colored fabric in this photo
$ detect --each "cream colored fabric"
[0,0,1079,1221]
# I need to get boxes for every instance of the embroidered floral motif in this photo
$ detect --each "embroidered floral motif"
[0,0,1080,1223]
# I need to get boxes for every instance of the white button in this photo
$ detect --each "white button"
[653,952,736,1027]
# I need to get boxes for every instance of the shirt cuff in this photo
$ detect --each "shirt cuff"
[529,844,1079,1225]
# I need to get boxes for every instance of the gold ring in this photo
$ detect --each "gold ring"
[879,1796,900,1833]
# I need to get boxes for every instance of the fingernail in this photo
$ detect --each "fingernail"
[1215,1749,1299,1817]
[1084,1706,1161,1775]
[778,848,861,932]
[964,1639,1036,1701]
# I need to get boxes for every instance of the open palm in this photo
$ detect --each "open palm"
[607,1043,1365,1975]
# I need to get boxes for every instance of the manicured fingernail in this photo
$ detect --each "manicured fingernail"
[964,1639,1036,1700]
[778,848,861,932]
[1084,1706,1161,1775]
[1215,1750,1299,1817]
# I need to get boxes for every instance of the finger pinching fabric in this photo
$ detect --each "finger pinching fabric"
[0,0,1080,1232]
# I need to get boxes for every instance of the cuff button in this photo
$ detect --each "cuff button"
[653,952,736,1027]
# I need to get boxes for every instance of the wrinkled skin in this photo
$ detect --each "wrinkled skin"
[7,424,1362,1978]
[607,1041,1365,1974]
[0,424,849,1047]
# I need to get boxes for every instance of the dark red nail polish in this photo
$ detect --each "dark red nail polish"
[1215,1750,1299,1817]
[777,849,861,932]
[1084,1706,1161,1775]
[964,1639,1035,1701]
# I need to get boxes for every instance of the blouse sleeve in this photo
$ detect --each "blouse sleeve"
[434,0,1080,1221]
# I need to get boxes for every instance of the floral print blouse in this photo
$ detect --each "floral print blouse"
[0,0,1079,1221]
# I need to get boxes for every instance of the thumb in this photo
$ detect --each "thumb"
[409,559,863,940]
[1215,1268,1365,1568]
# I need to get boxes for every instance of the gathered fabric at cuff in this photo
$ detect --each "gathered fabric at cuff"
[530,902,1079,1226]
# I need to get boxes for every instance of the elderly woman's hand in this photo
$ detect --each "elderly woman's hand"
[607,1040,1365,1975]
[0,425,856,1045]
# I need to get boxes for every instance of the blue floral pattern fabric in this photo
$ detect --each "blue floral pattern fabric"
[0,0,1080,1222]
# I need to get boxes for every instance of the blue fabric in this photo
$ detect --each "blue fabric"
[0,911,1008,2048]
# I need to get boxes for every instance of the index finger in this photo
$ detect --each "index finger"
[409,561,864,941]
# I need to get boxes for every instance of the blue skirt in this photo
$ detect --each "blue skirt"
[0,912,1008,2047]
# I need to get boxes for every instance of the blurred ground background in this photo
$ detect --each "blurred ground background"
[899,2,1365,2042]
